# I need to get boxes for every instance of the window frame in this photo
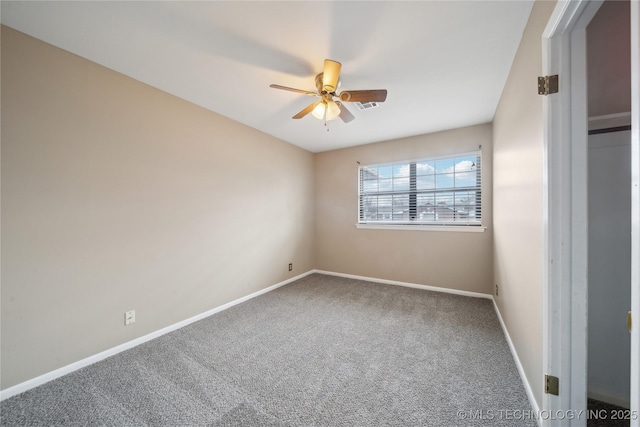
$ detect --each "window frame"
[357,151,484,231]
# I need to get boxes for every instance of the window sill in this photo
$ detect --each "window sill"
[355,224,487,232]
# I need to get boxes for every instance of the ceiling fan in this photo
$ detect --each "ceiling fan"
[269,59,387,125]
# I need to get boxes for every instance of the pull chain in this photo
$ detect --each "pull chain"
[324,106,330,131]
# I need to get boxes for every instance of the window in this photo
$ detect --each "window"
[358,152,482,227]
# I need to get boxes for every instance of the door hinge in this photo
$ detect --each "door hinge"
[538,75,559,95]
[628,311,632,332]
[545,374,559,395]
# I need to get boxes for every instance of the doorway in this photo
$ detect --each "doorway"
[542,0,640,425]
[586,0,632,411]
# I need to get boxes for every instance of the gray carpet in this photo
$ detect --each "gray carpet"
[1,274,536,426]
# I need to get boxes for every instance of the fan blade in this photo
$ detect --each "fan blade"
[292,102,320,119]
[322,59,341,92]
[339,89,387,103]
[335,101,355,123]
[270,84,318,97]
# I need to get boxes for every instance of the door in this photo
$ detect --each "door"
[542,0,640,424]
[588,128,632,409]
[630,0,640,419]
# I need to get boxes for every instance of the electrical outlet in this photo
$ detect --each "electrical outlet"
[125,310,135,325]
[495,284,499,297]
[288,263,293,271]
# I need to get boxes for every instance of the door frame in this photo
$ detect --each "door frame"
[629,0,640,417]
[541,0,640,424]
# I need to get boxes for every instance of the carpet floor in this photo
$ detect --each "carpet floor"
[1,274,536,426]
[587,399,631,427]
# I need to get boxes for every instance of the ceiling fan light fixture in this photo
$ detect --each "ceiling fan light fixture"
[311,102,325,120]
[311,100,340,121]
[326,100,340,120]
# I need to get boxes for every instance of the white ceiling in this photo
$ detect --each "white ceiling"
[1,1,534,153]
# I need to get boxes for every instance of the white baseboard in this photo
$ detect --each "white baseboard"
[0,271,314,401]
[588,387,630,409]
[491,298,541,426]
[313,269,493,300]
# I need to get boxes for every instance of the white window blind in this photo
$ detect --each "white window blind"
[358,152,482,226]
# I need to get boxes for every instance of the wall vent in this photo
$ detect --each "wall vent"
[355,101,380,111]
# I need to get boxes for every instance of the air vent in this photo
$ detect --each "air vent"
[355,101,380,111]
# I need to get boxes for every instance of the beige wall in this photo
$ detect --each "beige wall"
[315,124,493,294]
[0,26,315,389]
[493,0,557,408]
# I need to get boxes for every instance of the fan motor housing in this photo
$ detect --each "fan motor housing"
[315,73,339,95]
